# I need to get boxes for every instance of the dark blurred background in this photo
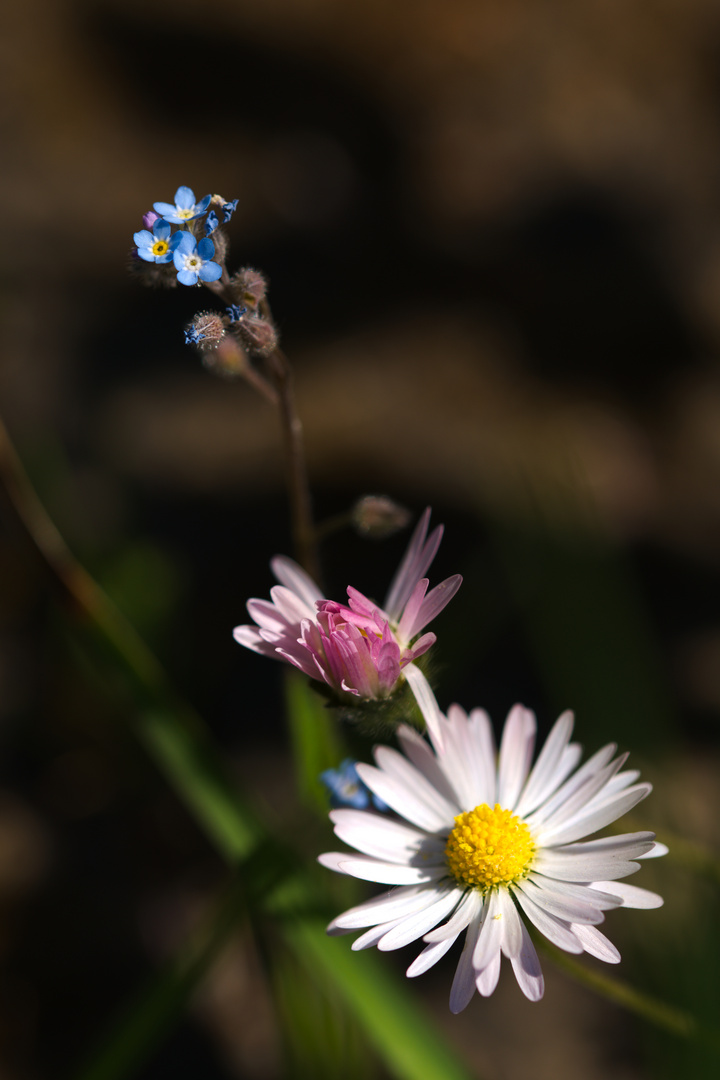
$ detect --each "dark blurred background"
[2,1,720,1077]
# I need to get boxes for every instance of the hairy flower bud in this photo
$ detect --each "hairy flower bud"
[238,314,278,356]
[230,268,267,308]
[352,496,412,538]
[185,311,226,350]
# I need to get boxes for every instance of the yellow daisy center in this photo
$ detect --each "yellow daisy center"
[445,803,535,891]
[151,240,169,257]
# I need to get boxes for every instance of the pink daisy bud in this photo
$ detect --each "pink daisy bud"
[233,509,461,743]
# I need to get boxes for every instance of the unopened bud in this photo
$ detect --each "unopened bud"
[185,311,226,350]
[142,209,160,229]
[231,267,267,308]
[203,335,251,379]
[238,315,278,356]
[352,496,412,538]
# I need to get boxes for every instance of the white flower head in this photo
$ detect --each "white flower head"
[319,701,665,1010]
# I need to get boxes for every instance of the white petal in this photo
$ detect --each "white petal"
[526,743,617,827]
[475,949,501,997]
[435,704,496,810]
[639,842,668,859]
[318,851,350,874]
[512,888,584,953]
[515,711,574,817]
[527,874,622,911]
[326,854,445,885]
[378,888,462,950]
[424,888,483,943]
[270,555,324,608]
[352,920,403,950]
[329,884,442,931]
[498,888,524,958]
[592,880,664,909]
[516,878,605,925]
[449,909,483,1014]
[355,762,451,832]
[497,705,537,810]
[510,919,544,1001]
[472,888,504,970]
[407,936,458,977]
[532,754,628,839]
[532,832,655,881]
[396,725,459,806]
[373,745,457,824]
[538,783,653,846]
[232,625,277,656]
[329,809,437,863]
[571,923,621,963]
[404,664,446,750]
[466,708,498,805]
[268,584,316,625]
[244,598,294,633]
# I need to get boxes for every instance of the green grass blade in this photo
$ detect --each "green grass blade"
[283,919,474,1080]
[284,672,345,813]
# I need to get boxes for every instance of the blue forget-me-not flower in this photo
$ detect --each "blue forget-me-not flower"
[154,186,212,225]
[173,233,223,286]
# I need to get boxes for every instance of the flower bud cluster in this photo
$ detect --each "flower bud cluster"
[131,185,279,361]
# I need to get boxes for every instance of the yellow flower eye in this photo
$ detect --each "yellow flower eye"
[151,240,169,256]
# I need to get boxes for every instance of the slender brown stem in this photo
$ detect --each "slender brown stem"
[264,344,321,584]
[203,277,320,581]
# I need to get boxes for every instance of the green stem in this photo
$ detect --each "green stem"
[535,938,702,1042]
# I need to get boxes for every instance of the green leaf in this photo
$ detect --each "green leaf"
[283,919,475,1080]
[284,672,345,813]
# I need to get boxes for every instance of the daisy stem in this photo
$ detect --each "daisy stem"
[536,937,702,1042]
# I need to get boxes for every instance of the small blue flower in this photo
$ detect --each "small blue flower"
[184,327,206,344]
[205,210,219,235]
[133,220,176,264]
[225,304,247,322]
[320,759,388,811]
[172,233,223,286]
[222,198,238,223]
[154,186,212,225]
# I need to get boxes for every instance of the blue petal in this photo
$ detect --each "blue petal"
[136,248,156,263]
[198,261,222,282]
[195,194,212,214]
[174,186,195,209]
[154,221,172,240]
[172,231,196,254]
[177,268,199,286]
[222,199,238,222]
[155,251,174,264]
[197,237,215,260]
[133,230,154,247]
[153,202,177,217]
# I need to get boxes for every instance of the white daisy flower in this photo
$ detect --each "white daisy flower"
[319,702,665,1010]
